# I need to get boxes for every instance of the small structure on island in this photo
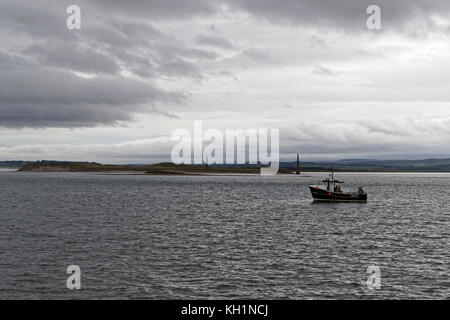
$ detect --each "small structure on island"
[296,153,301,175]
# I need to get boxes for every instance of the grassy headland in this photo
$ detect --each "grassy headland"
[18,161,293,175]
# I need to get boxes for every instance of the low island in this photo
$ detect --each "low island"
[18,161,293,175]
[15,158,450,173]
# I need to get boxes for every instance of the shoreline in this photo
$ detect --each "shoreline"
[10,169,450,175]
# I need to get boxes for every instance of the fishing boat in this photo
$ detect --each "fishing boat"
[308,169,367,202]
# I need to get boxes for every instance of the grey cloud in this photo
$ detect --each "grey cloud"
[243,48,270,62]
[81,0,450,33]
[313,64,341,76]
[195,34,235,49]
[0,1,75,39]
[3,0,450,132]
[90,0,218,19]
[280,118,450,159]
[0,0,222,128]
[157,59,203,80]
[3,118,450,162]
[23,42,119,75]
[5,0,446,39]
[309,35,328,48]
[91,0,450,35]
[359,118,450,137]
[0,137,176,163]
[0,54,185,128]
[182,48,219,60]
[85,19,218,79]
[225,0,450,34]
[0,51,33,71]
[14,0,448,35]
[216,71,239,81]
[354,48,384,58]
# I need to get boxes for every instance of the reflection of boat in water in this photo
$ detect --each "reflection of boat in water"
[309,169,367,202]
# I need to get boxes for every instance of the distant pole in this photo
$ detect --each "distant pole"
[205,156,208,168]
[296,153,300,175]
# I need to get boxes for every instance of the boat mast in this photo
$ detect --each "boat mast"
[331,164,335,190]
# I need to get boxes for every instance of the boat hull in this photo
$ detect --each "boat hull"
[309,186,367,202]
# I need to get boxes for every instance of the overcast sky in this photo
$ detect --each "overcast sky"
[2,0,450,163]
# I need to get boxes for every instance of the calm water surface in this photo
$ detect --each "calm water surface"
[0,171,449,299]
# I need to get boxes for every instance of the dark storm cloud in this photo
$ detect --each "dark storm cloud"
[226,0,450,33]
[0,56,185,127]
[0,1,72,39]
[91,0,219,19]
[84,0,450,31]
[2,0,450,128]
[0,0,219,128]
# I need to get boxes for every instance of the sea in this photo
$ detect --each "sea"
[0,170,449,299]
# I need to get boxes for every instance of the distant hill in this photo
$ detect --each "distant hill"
[281,158,450,172]
[0,161,31,168]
